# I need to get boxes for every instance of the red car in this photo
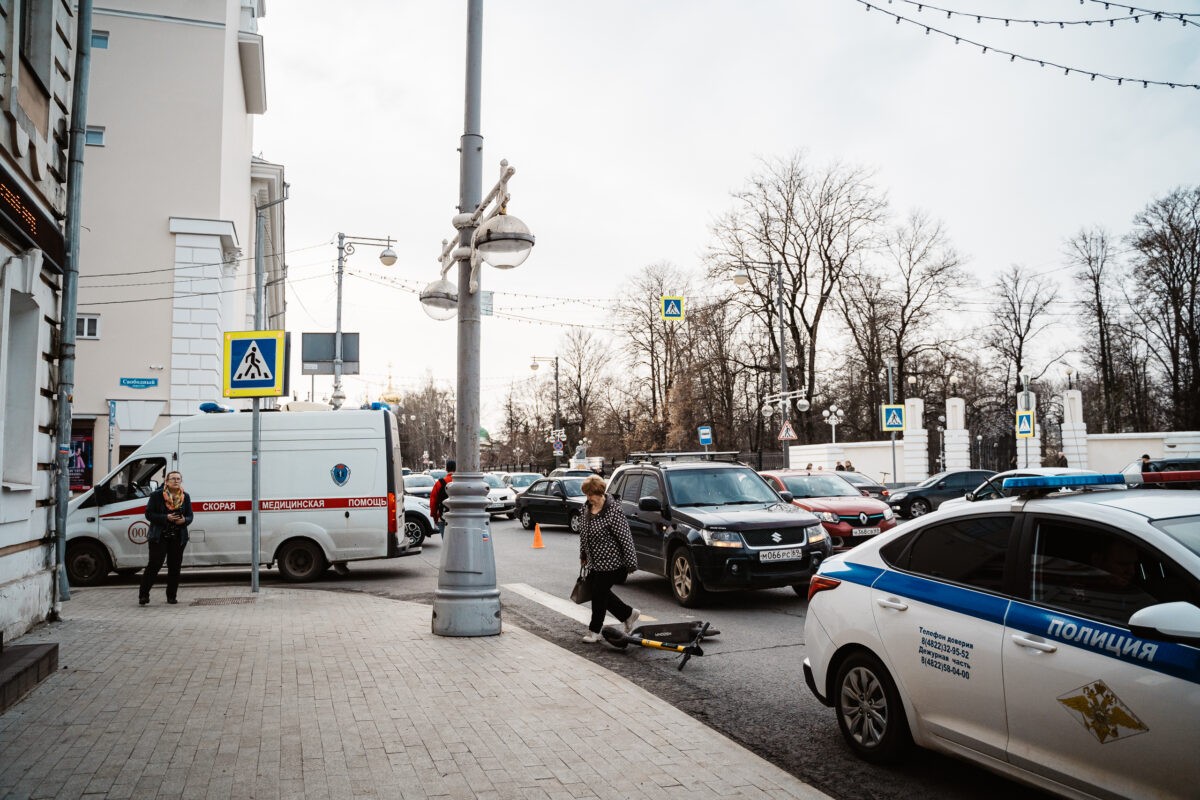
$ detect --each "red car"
[760,469,896,552]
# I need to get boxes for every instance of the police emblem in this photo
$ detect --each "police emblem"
[330,463,351,486]
[1057,679,1148,743]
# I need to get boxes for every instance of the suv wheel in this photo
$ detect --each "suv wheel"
[670,547,707,607]
[909,498,931,517]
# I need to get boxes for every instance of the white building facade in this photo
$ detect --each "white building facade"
[0,0,76,641]
[72,0,284,488]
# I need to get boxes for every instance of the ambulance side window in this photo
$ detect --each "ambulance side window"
[93,458,167,505]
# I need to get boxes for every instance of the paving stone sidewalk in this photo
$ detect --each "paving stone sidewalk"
[0,586,831,800]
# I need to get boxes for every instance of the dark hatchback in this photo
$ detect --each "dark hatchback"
[608,459,830,606]
[887,468,995,518]
[515,477,588,532]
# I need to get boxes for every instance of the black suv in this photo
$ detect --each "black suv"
[607,455,830,607]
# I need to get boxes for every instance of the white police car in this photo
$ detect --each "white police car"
[803,472,1200,800]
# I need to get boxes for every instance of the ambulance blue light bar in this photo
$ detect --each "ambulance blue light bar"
[1002,474,1127,490]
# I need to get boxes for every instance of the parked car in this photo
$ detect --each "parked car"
[839,470,890,500]
[515,477,588,532]
[503,472,543,496]
[803,472,1200,799]
[402,495,435,547]
[940,467,1102,510]
[607,454,829,606]
[887,469,995,518]
[482,473,517,519]
[760,470,895,553]
[1121,457,1200,490]
[403,474,436,499]
[548,468,595,478]
[424,469,448,481]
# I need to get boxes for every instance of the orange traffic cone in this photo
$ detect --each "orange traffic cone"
[531,523,545,549]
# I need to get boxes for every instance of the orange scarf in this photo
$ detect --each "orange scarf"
[164,487,184,511]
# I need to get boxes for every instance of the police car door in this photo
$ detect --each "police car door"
[871,515,1015,758]
[1003,517,1200,800]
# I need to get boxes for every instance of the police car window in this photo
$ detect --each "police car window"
[1028,521,1198,626]
[880,516,1013,593]
[1153,514,1200,558]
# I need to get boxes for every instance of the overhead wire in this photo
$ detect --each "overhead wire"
[853,0,1200,88]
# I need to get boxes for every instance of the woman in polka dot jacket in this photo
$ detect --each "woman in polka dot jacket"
[578,475,640,643]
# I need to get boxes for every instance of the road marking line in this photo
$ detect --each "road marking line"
[502,583,656,626]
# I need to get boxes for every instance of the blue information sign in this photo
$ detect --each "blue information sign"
[698,425,713,446]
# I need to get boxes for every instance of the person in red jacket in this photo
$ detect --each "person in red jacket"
[429,459,456,537]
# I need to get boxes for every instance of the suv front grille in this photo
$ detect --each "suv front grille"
[741,527,812,547]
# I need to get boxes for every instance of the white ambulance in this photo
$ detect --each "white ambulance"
[65,408,411,585]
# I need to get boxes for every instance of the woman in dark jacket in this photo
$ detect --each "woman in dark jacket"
[578,475,639,642]
[139,470,193,605]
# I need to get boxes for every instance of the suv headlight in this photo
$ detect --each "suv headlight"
[815,511,839,524]
[890,491,908,502]
[882,507,894,520]
[700,528,744,548]
[805,524,827,543]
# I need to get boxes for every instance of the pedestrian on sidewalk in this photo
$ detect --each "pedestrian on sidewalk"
[578,475,639,643]
[140,470,193,605]
[429,459,455,538]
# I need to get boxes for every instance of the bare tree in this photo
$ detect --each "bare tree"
[1127,186,1200,429]
[559,328,611,440]
[1066,226,1126,432]
[984,266,1062,399]
[707,153,888,440]
[614,261,693,447]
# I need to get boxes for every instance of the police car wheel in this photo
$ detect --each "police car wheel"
[404,513,429,547]
[670,547,707,608]
[66,540,111,587]
[834,651,911,763]
[909,498,931,518]
[520,510,534,530]
[277,539,327,583]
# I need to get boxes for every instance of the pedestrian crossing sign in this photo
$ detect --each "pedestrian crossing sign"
[660,296,685,321]
[223,330,286,398]
[1016,410,1035,439]
[881,404,905,432]
[777,420,797,441]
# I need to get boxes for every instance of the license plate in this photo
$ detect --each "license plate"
[760,547,806,562]
[853,527,881,537]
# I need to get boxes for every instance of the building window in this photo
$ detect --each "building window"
[77,314,100,339]
[2,289,38,486]
[91,30,109,49]
[85,127,105,146]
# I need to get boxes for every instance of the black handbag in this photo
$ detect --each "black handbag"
[570,567,592,604]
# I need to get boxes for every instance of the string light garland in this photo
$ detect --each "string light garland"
[856,0,1200,88]
[1085,0,1200,23]
[885,0,1199,28]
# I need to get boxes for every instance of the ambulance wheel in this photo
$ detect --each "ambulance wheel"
[520,510,534,529]
[404,513,430,547]
[670,547,707,608]
[66,540,111,586]
[834,651,911,763]
[277,539,327,583]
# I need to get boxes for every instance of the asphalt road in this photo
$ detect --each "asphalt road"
[102,517,1052,800]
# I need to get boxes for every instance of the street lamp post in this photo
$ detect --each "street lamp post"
[530,355,560,432]
[733,260,792,467]
[421,0,535,638]
[822,404,846,444]
[976,434,982,469]
[332,233,396,409]
[885,359,898,483]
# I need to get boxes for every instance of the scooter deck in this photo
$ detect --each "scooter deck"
[629,620,719,644]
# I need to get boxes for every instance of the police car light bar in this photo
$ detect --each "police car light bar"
[1003,471,1200,491]
[1002,474,1127,490]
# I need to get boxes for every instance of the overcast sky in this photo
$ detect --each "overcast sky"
[254,1,1199,429]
